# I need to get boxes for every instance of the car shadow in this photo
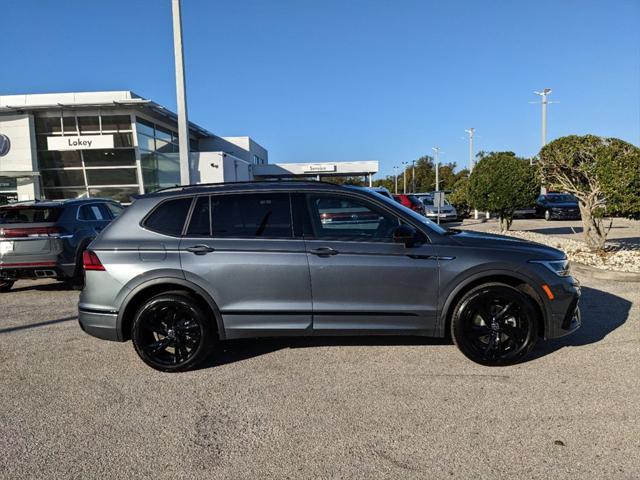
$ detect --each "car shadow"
[528,285,631,361]
[9,281,76,293]
[200,335,451,369]
[200,285,630,369]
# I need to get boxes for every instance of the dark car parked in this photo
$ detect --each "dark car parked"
[78,182,580,371]
[0,198,123,292]
[535,193,581,221]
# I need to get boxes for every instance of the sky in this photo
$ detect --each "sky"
[1,0,638,177]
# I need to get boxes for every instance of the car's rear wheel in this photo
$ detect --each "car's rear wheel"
[0,280,15,292]
[131,292,216,372]
[451,283,538,366]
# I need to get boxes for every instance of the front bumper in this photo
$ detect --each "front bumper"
[544,278,581,339]
[78,307,120,341]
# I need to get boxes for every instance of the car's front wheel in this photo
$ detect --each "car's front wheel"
[451,283,539,366]
[131,292,216,372]
[544,209,552,221]
[0,280,15,292]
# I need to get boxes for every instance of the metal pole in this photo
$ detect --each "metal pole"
[368,173,372,187]
[411,160,415,193]
[541,92,547,147]
[465,128,475,172]
[394,166,398,194]
[402,162,408,194]
[432,147,440,192]
[172,0,191,186]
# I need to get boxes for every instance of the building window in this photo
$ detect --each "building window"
[136,116,198,193]
[35,114,139,203]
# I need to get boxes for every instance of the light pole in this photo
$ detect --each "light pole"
[172,0,191,185]
[465,128,475,172]
[532,88,557,165]
[411,160,416,193]
[432,147,441,192]
[393,166,399,194]
[402,161,409,193]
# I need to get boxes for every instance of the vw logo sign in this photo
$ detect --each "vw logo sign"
[0,133,10,157]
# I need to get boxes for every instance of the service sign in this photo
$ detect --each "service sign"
[305,164,337,173]
[47,135,114,151]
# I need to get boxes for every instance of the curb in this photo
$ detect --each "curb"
[571,263,640,283]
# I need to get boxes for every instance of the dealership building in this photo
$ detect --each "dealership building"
[0,91,378,204]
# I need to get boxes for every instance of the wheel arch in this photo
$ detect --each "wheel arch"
[438,270,548,340]
[116,278,225,342]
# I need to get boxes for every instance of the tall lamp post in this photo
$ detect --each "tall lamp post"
[465,128,475,172]
[532,88,558,164]
[432,147,441,192]
[402,161,409,193]
[172,0,191,185]
[411,160,416,193]
[393,166,399,194]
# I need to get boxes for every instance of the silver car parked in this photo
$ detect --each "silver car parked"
[79,182,580,372]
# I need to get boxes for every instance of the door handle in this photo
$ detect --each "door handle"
[186,244,215,255]
[309,247,339,257]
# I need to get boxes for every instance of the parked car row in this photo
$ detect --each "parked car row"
[0,198,123,292]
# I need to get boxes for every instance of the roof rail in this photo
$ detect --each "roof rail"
[151,179,347,194]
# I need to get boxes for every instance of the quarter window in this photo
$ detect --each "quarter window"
[211,193,292,238]
[306,194,399,241]
[143,197,193,236]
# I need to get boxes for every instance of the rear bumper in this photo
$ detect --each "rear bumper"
[78,307,120,341]
[0,263,62,280]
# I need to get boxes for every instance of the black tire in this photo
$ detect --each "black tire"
[0,280,15,293]
[544,209,552,221]
[451,283,539,366]
[131,292,216,372]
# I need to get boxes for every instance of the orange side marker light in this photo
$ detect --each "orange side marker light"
[541,284,555,300]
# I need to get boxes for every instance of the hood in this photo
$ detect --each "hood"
[451,230,565,260]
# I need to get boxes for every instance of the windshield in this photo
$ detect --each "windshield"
[365,190,448,235]
[0,206,62,224]
[416,195,451,207]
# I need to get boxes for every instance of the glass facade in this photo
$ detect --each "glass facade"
[136,117,197,193]
[35,114,139,203]
[33,112,203,203]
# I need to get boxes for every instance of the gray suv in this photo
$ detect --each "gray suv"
[79,182,580,371]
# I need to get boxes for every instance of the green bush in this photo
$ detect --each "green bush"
[468,152,539,231]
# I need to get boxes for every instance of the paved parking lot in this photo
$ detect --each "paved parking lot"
[1,268,639,479]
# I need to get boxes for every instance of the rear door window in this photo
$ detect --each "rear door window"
[143,197,193,236]
[210,193,293,238]
[186,196,211,236]
[0,206,61,224]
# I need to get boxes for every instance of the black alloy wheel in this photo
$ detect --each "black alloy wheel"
[451,283,538,366]
[0,280,14,292]
[131,292,215,372]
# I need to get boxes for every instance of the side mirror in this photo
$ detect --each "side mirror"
[393,224,417,248]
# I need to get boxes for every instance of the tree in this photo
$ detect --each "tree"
[448,174,471,217]
[539,135,640,251]
[467,152,539,232]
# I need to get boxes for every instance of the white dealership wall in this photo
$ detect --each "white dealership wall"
[0,113,40,200]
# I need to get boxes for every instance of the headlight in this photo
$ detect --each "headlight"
[529,259,570,277]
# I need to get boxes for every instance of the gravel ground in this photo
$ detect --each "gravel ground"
[1,274,639,480]
[459,218,640,273]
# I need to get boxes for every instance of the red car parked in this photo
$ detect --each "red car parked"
[392,194,426,215]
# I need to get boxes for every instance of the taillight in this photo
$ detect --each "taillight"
[83,250,105,271]
[0,226,63,238]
